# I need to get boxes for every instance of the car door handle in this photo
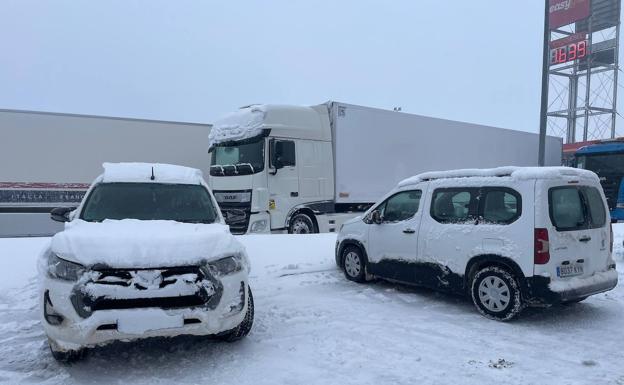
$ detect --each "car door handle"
[290,192,299,197]
[403,228,416,234]
[579,236,591,243]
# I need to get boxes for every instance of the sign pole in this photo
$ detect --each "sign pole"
[538,0,550,167]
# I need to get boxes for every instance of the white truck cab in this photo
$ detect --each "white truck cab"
[208,104,337,234]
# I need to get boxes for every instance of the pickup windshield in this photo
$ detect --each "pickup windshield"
[210,138,265,176]
[81,183,218,223]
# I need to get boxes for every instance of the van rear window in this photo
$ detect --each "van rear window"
[548,186,607,231]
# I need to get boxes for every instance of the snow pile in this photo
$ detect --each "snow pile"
[49,220,244,268]
[399,166,598,187]
[102,162,204,185]
[0,231,623,384]
[208,105,267,148]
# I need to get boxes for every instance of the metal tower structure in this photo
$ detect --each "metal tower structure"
[545,0,621,143]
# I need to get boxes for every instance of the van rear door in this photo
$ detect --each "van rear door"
[536,178,610,280]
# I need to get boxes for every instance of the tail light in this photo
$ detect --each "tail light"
[534,228,550,265]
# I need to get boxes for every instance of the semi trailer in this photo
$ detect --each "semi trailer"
[0,109,211,237]
[207,101,563,234]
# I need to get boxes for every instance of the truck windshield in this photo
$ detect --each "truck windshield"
[577,153,624,175]
[210,138,265,176]
[80,183,218,223]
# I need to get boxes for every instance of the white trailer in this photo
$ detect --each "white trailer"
[0,109,211,237]
[207,101,563,234]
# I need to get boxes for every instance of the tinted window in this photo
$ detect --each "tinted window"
[550,187,585,230]
[81,183,218,223]
[482,189,521,224]
[583,187,607,227]
[379,190,422,222]
[271,140,296,167]
[431,188,479,223]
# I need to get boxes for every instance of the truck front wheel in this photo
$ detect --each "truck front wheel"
[288,213,317,234]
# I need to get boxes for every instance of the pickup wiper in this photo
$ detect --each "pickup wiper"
[177,219,214,224]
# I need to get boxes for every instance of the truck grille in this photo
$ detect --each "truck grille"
[599,175,622,210]
[213,190,252,234]
[71,266,223,318]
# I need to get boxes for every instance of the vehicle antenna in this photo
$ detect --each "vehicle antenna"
[150,166,155,180]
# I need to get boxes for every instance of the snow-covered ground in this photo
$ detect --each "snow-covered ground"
[1,227,624,384]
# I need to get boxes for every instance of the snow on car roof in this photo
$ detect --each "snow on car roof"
[101,162,204,184]
[398,166,597,187]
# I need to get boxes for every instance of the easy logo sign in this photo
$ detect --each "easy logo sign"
[549,0,591,29]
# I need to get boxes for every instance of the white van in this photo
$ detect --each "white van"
[336,167,618,321]
[40,163,253,361]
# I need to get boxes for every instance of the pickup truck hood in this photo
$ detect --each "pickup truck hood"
[51,219,243,268]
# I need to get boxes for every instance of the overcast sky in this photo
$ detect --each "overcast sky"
[0,1,621,135]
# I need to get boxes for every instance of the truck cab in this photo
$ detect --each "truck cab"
[575,139,624,222]
[208,104,335,234]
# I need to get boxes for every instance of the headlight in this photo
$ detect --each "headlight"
[250,219,268,233]
[207,255,244,276]
[47,253,85,281]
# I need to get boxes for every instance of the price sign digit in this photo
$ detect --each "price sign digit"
[578,40,587,58]
[568,43,577,61]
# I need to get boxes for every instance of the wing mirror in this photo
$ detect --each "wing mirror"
[370,210,383,225]
[51,207,75,223]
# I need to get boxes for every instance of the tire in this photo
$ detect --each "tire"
[342,246,367,283]
[218,287,254,342]
[49,340,86,363]
[471,266,523,321]
[288,213,317,234]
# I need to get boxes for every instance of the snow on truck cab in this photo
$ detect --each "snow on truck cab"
[40,163,253,361]
[208,102,563,235]
[336,166,618,321]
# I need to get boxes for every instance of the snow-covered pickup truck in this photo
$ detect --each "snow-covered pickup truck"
[39,163,253,361]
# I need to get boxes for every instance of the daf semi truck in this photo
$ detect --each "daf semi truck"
[207,102,563,234]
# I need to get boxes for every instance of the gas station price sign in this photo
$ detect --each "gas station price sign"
[549,33,588,65]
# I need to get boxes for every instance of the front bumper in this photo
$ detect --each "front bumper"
[526,268,618,305]
[42,268,249,351]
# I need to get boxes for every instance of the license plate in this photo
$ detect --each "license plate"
[557,263,584,278]
[117,309,184,334]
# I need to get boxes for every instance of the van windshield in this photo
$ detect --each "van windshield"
[81,183,218,223]
[549,186,606,230]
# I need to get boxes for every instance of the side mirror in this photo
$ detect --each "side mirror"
[370,210,383,225]
[51,207,74,223]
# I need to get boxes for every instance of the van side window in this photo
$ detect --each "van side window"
[481,188,521,224]
[378,190,422,222]
[431,188,479,224]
